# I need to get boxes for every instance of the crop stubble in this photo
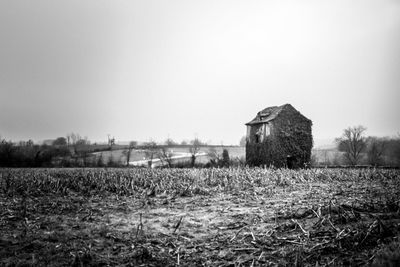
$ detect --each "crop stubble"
[0,168,399,266]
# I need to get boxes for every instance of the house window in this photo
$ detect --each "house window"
[255,126,263,143]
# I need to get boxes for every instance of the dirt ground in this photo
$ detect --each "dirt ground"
[1,175,400,266]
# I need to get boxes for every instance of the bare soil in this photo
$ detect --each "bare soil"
[1,176,400,266]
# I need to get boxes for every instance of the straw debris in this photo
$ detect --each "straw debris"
[0,168,399,266]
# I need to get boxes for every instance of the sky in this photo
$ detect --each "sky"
[1,0,400,145]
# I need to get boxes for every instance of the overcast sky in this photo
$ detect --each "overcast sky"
[1,0,399,145]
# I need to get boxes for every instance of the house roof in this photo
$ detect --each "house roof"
[245,104,299,126]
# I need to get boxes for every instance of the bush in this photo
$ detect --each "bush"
[221,149,230,167]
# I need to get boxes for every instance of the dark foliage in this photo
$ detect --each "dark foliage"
[53,137,67,146]
[246,105,313,168]
[221,149,230,167]
[0,140,71,167]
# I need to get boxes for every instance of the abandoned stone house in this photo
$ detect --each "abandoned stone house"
[245,104,313,168]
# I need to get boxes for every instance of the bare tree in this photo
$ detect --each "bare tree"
[107,134,115,150]
[207,147,220,166]
[189,138,202,167]
[69,133,81,145]
[367,137,387,166]
[144,140,158,168]
[123,141,137,166]
[77,136,91,166]
[26,139,34,147]
[66,133,91,166]
[158,147,174,168]
[66,134,71,147]
[336,126,367,165]
[66,133,80,155]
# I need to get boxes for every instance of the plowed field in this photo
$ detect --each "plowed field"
[1,168,399,266]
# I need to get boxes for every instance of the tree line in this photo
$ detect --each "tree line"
[0,134,236,168]
[0,133,103,167]
[334,126,400,167]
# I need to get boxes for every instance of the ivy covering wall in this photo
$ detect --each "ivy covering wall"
[246,105,313,168]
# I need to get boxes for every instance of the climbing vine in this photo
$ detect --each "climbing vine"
[246,108,313,168]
